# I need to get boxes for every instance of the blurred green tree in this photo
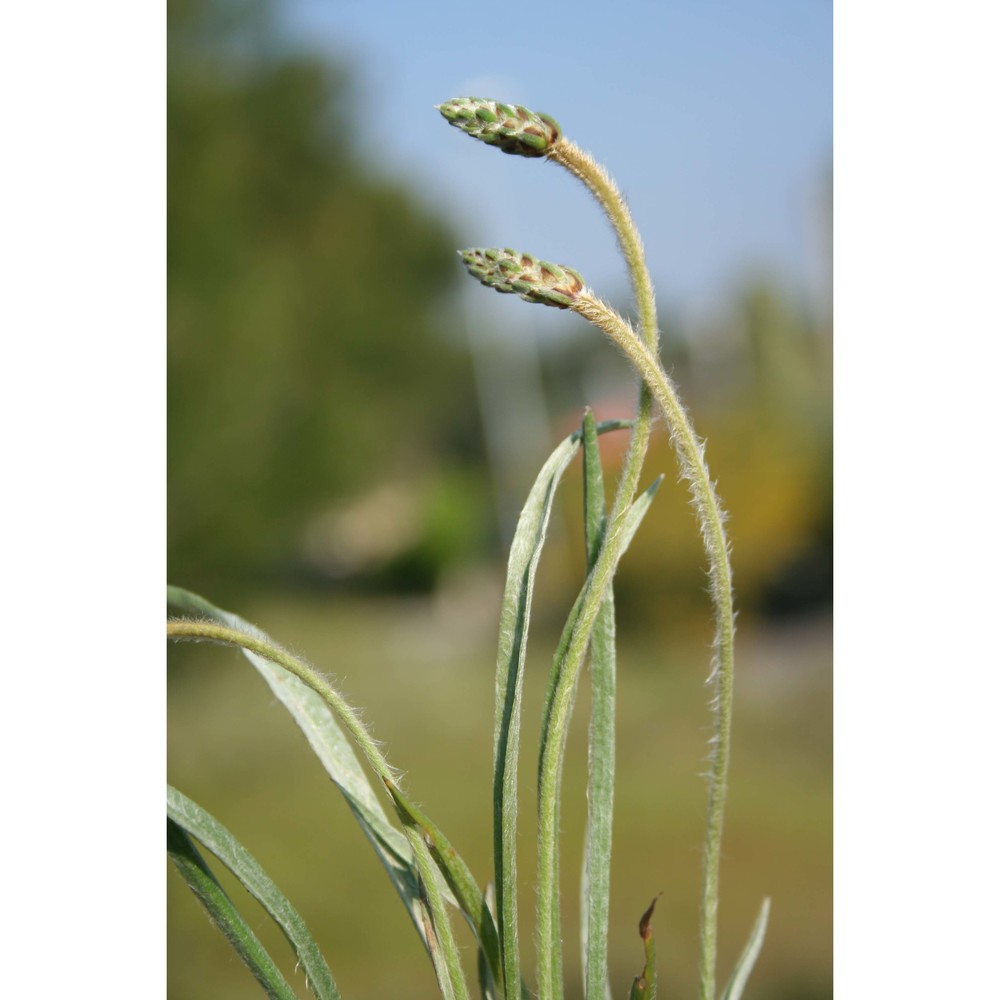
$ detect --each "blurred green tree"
[168,0,477,595]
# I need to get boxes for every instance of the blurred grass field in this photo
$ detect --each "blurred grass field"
[167,589,830,999]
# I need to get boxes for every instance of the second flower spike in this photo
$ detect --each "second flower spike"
[460,248,585,309]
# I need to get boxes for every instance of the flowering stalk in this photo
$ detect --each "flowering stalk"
[443,101,661,998]
[570,295,736,1000]
[442,96,739,1000]
[459,249,736,1000]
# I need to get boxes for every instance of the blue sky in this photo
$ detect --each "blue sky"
[282,0,831,326]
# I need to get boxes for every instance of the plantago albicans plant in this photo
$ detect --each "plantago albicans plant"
[167,95,769,1000]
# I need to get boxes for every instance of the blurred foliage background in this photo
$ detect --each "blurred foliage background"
[168,1,831,997]
[168,0,485,597]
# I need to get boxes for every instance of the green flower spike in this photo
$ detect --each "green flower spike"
[436,98,562,158]
[460,248,584,309]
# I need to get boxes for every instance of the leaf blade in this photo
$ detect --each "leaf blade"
[490,420,630,999]
[386,780,502,996]
[581,409,615,1000]
[720,897,771,1000]
[537,471,663,997]
[167,588,446,966]
[167,818,301,1000]
[168,786,341,1000]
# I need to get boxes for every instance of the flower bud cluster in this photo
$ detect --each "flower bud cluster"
[460,248,584,309]
[436,98,561,158]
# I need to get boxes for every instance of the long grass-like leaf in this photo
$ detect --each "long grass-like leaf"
[167,588,453,974]
[405,823,472,1000]
[538,471,663,770]
[477,884,500,1000]
[386,780,502,996]
[168,786,340,1000]
[167,819,300,1000]
[582,409,607,567]
[580,410,615,1000]
[490,419,631,1000]
[536,472,663,997]
[719,898,771,1000]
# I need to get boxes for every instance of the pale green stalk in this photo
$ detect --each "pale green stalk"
[450,137,660,998]
[571,294,736,1000]
[533,137,659,1000]
[443,100,738,999]
[386,778,503,993]
[167,619,398,783]
[547,138,658,355]
[405,827,471,1000]
[458,255,737,1000]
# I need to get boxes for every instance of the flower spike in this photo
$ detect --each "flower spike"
[460,248,584,309]
[436,98,562,158]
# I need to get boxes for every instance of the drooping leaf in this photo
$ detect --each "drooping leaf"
[167,587,450,968]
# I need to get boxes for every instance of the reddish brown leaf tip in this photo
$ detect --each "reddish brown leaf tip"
[639,893,662,942]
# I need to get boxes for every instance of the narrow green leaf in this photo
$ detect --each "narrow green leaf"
[167,588,448,964]
[628,896,660,1000]
[403,824,471,1000]
[582,408,607,567]
[720,898,771,1000]
[167,819,300,1000]
[385,779,502,996]
[538,471,663,766]
[536,472,663,998]
[477,883,500,1000]
[167,787,340,1000]
[581,408,615,1000]
[490,420,630,1000]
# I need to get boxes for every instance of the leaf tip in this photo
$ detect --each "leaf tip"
[639,893,661,941]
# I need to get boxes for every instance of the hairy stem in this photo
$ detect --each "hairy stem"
[573,294,736,1000]
[548,138,659,354]
[167,618,472,999]
[533,138,660,1000]
[167,619,397,783]
[167,619,472,996]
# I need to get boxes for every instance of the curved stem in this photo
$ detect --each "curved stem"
[167,619,397,783]
[573,294,736,1000]
[548,139,659,353]
[533,139,660,999]
[167,619,471,998]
